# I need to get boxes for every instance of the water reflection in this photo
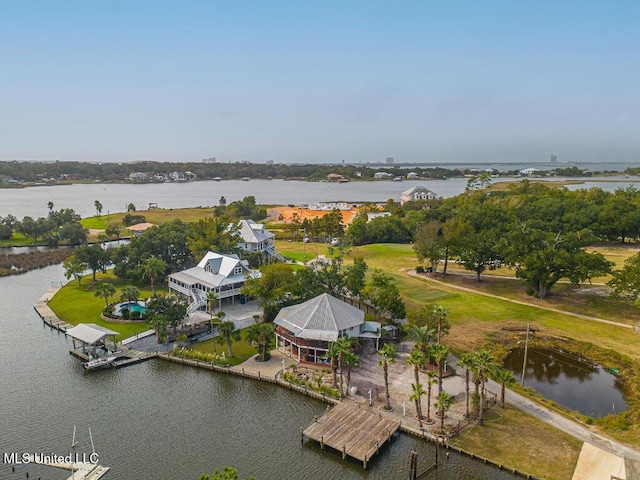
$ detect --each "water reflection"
[504,347,626,417]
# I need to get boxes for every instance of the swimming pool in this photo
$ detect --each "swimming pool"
[113,301,147,317]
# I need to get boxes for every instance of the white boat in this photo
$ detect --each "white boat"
[83,355,117,370]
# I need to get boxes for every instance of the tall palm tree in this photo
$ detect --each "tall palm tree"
[327,342,340,389]
[211,311,226,354]
[472,350,495,425]
[410,383,425,427]
[406,348,425,387]
[207,291,219,320]
[406,325,434,354]
[457,352,476,419]
[431,343,449,396]
[406,348,425,418]
[218,320,239,358]
[378,343,397,410]
[425,370,437,423]
[343,350,359,394]
[333,336,354,398]
[492,368,516,408]
[141,257,166,297]
[94,282,116,307]
[435,390,453,435]
[432,305,448,344]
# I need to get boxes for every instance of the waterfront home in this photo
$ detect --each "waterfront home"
[400,186,437,205]
[168,251,260,317]
[274,293,381,364]
[237,219,279,261]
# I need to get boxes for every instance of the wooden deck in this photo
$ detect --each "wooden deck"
[302,402,400,468]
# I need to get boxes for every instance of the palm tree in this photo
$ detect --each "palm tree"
[472,350,495,425]
[457,352,476,419]
[246,322,274,361]
[406,347,425,386]
[218,320,239,358]
[94,282,116,307]
[435,390,453,435]
[378,343,397,410]
[431,343,449,396]
[327,341,340,389]
[333,336,354,398]
[211,311,226,354]
[206,291,219,320]
[492,368,516,408]
[94,200,103,217]
[47,201,54,213]
[410,382,425,427]
[141,257,166,297]
[432,305,448,344]
[120,285,140,318]
[406,325,434,354]
[343,350,359,394]
[425,370,437,423]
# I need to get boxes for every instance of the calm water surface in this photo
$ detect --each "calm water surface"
[0,265,517,480]
[2,175,640,219]
[504,347,626,418]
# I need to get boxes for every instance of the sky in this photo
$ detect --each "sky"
[1,1,639,165]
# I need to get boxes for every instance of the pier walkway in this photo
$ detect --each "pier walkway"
[302,402,400,468]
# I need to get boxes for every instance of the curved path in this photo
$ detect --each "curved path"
[404,269,635,330]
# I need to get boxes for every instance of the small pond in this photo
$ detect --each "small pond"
[504,346,627,418]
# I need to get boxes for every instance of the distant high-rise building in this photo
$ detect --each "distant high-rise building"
[202,157,216,164]
[266,160,274,165]
[550,154,557,164]
[386,157,394,164]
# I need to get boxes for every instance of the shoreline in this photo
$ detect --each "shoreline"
[32,285,540,478]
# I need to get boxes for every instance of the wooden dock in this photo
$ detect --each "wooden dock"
[70,347,156,369]
[25,455,109,480]
[302,402,400,468]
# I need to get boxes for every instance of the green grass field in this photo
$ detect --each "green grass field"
[48,271,165,340]
[187,329,257,366]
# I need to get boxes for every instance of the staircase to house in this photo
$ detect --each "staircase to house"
[187,289,208,316]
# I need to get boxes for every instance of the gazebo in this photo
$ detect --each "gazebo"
[274,293,381,364]
[66,323,119,357]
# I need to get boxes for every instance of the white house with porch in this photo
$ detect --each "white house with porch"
[273,293,381,364]
[167,251,260,320]
[237,219,280,260]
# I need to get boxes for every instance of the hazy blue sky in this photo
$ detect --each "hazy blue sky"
[1,1,639,164]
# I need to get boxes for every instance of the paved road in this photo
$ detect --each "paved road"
[485,371,640,463]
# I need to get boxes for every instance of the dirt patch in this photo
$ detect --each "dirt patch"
[267,206,359,224]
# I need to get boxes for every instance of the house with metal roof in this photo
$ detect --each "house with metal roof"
[168,251,260,319]
[400,186,437,205]
[274,293,381,364]
[237,219,280,260]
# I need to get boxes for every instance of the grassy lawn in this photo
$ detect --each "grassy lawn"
[188,329,257,366]
[453,406,583,480]
[48,270,164,340]
[80,207,215,230]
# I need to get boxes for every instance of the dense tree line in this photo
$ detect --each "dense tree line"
[2,160,615,184]
[1,206,87,245]
[339,181,640,299]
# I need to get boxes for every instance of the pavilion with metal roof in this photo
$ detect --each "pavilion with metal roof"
[273,293,380,364]
[66,323,119,355]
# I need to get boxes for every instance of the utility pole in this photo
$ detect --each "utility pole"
[521,323,530,387]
